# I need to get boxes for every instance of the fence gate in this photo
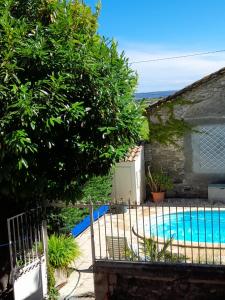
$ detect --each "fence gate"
[7,208,47,300]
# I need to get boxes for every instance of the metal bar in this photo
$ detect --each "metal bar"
[12,218,17,266]
[97,209,102,259]
[135,200,140,259]
[42,219,48,259]
[211,206,215,264]
[162,205,166,262]
[109,203,114,260]
[168,205,172,259]
[24,213,31,264]
[122,204,127,260]
[89,203,96,264]
[36,208,41,243]
[41,202,48,259]
[128,199,134,261]
[148,204,152,241]
[197,206,200,263]
[155,204,159,261]
[7,219,14,272]
[7,212,27,220]
[33,211,38,259]
[219,207,222,265]
[204,205,208,264]
[16,216,22,263]
[48,202,216,209]
[175,206,180,260]
[142,203,146,261]
[103,211,108,260]
[28,211,35,262]
[116,201,120,260]
[182,206,187,263]
[20,215,26,266]
[190,206,194,264]
[148,205,152,263]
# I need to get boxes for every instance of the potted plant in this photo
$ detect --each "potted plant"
[146,167,173,202]
[48,234,80,288]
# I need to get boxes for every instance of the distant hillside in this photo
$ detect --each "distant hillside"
[135,90,177,100]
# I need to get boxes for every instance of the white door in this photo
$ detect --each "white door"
[114,166,134,203]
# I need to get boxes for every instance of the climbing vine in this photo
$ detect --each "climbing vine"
[148,97,193,147]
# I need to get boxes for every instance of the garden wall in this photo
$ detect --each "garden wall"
[94,261,225,300]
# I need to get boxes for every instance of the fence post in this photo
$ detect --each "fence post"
[42,204,48,257]
[7,218,14,284]
[89,202,96,264]
[41,204,48,298]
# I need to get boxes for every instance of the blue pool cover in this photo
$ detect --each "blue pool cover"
[71,205,109,237]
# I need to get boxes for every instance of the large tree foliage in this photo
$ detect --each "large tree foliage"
[0,0,143,204]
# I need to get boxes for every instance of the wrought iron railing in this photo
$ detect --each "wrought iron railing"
[83,202,225,265]
[48,201,225,266]
[7,207,45,270]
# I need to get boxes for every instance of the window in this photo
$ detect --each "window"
[192,125,225,174]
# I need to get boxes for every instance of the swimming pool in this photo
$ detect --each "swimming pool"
[148,210,225,244]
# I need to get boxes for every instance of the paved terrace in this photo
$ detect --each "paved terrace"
[59,198,224,299]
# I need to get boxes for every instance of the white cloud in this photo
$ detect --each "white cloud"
[120,43,225,92]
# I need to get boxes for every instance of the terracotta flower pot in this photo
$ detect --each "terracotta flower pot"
[151,192,165,202]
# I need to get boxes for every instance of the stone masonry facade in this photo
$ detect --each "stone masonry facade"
[146,68,225,198]
[94,262,225,300]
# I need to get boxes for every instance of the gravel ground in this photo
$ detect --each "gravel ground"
[149,198,225,206]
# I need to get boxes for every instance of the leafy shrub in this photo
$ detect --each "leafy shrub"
[47,207,89,235]
[80,174,112,203]
[139,117,150,141]
[47,262,59,300]
[132,228,186,263]
[48,234,80,269]
[0,0,143,205]
[47,173,112,234]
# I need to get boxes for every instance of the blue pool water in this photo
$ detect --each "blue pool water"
[149,210,225,244]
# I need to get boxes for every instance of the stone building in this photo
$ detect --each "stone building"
[146,67,225,198]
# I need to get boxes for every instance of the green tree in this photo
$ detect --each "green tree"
[0,0,143,205]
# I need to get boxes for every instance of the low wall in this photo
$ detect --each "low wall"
[94,261,225,300]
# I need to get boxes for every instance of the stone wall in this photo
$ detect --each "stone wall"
[146,72,225,198]
[144,143,152,165]
[94,261,225,300]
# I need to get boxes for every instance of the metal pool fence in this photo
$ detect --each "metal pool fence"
[73,202,225,266]
[49,202,225,266]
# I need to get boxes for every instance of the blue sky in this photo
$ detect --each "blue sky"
[84,0,225,92]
